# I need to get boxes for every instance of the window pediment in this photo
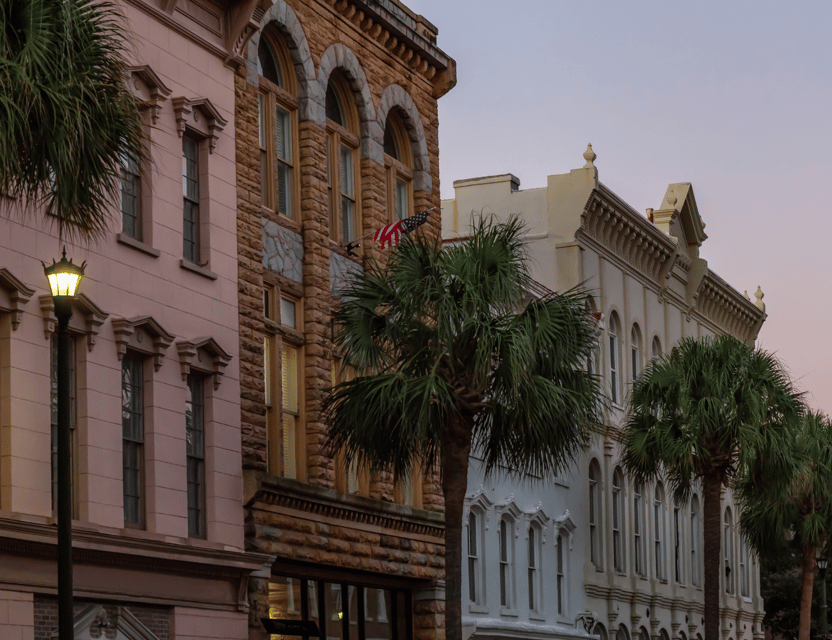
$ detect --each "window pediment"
[464,485,494,530]
[524,503,549,542]
[112,316,175,371]
[554,509,577,550]
[177,336,232,389]
[172,96,228,153]
[495,495,523,539]
[52,603,159,640]
[39,293,108,351]
[127,65,172,125]
[0,268,35,330]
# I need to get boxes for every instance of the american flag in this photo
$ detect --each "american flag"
[373,209,430,250]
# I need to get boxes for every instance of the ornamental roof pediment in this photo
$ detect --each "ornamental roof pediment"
[652,183,708,254]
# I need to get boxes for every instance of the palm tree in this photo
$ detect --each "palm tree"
[621,334,802,640]
[740,410,832,640]
[0,0,144,240]
[325,216,602,640]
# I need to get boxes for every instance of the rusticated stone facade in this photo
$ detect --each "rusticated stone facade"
[235,1,455,639]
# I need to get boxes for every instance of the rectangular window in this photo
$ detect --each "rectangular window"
[609,333,618,404]
[654,499,663,580]
[468,512,478,603]
[122,354,145,528]
[259,94,269,208]
[275,105,293,218]
[691,505,700,586]
[182,135,200,263]
[186,374,205,538]
[634,490,644,576]
[268,577,411,640]
[589,477,600,568]
[499,519,511,607]
[395,177,408,222]
[674,503,682,583]
[340,144,356,242]
[528,528,537,611]
[265,288,303,480]
[121,150,141,239]
[50,334,77,518]
[740,539,749,597]
[556,534,564,615]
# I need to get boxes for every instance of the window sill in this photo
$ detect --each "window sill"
[262,206,302,234]
[468,604,489,615]
[117,233,160,257]
[529,613,545,622]
[180,259,218,280]
[500,608,519,618]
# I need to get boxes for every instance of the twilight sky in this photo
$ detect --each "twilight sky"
[406,0,832,413]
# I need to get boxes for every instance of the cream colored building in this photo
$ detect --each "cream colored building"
[442,146,766,640]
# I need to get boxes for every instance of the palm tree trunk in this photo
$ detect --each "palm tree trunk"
[702,473,722,640]
[799,543,817,640]
[441,415,474,640]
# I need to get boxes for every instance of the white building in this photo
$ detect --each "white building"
[442,146,767,640]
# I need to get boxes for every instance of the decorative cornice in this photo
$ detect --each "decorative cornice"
[695,271,766,344]
[320,0,456,97]
[172,97,228,153]
[176,336,232,389]
[246,472,444,540]
[579,188,677,285]
[0,514,270,575]
[0,268,35,330]
[126,65,172,125]
[112,316,175,371]
[39,293,108,351]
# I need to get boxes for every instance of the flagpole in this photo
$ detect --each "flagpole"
[345,207,436,255]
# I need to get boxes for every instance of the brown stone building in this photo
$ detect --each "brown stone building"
[233,1,456,639]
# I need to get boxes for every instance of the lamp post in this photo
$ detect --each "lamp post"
[818,556,829,636]
[43,248,84,640]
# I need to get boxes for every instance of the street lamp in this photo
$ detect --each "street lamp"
[818,556,829,636]
[43,247,85,640]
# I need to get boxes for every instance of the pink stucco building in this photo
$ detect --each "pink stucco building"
[0,1,270,638]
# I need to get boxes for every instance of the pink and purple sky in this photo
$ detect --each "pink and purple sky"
[408,0,832,412]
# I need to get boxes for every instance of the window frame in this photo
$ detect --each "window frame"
[556,533,565,615]
[498,516,515,610]
[383,110,414,224]
[527,524,542,613]
[608,314,620,404]
[633,481,646,577]
[631,325,641,381]
[691,496,701,586]
[612,468,624,573]
[182,132,203,265]
[724,507,734,594]
[654,484,665,580]
[186,373,206,539]
[589,460,602,569]
[325,76,361,246]
[257,32,300,222]
[122,351,147,529]
[264,281,306,481]
[673,497,683,584]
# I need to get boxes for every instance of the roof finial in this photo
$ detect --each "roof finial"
[583,143,596,169]
[754,286,765,312]
[743,290,750,301]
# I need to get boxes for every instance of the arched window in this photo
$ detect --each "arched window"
[616,625,630,640]
[724,507,734,594]
[589,460,602,569]
[326,74,359,244]
[654,483,665,580]
[257,32,297,220]
[383,109,413,223]
[652,336,662,362]
[593,623,608,640]
[673,496,683,583]
[639,628,650,640]
[499,517,514,608]
[631,325,641,380]
[467,510,482,604]
[612,468,624,572]
[608,314,620,403]
[691,496,701,586]
[633,481,645,576]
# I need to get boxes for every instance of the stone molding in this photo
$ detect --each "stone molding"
[316,43,381,162]
[112,316,175,371]
[0,267,35,330]
[39,293,108,351]
[176,336,232,389]
[60,604,159,640]
[245,472,444,540]
[376,83,432,193]
[126,65,172,125]
[172,96,228,153]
